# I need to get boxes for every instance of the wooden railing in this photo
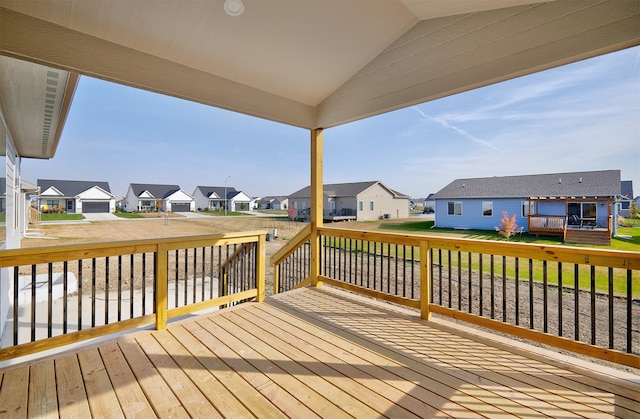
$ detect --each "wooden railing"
[28,207,41,225]
[528,214,566,236]
[0,231,265,360]
[272,226,640,368]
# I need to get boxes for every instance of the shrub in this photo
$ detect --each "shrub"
[495,211,524,240]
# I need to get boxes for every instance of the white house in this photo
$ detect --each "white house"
[193,186,253,212]
[288,181,410,222]
[124,183,195,212]
[259,196,289,210]
[37,179,116,213]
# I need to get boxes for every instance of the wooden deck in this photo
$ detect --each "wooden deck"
[0,286,638,418]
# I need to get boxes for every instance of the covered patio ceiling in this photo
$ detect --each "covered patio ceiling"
[0,0,639,159]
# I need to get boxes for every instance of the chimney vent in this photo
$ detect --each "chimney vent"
[558,178,562,184]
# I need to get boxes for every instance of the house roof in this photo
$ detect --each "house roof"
[433,170,621,199]
[621,180,634,199]
[129,183,181,200]
[195,186,238,200]
[289,181,410,199]
[38,179,112,197]
[2,0,637,153]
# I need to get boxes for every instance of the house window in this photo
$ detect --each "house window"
[359,201,363,211]
[66,200,73,211]
[568,202,597,226]
[46,200,60,209]
[370,201,374,211]
[482,201,493,217]
[522,200,536,217]
[447,201,462,216]
[293,201,298,209]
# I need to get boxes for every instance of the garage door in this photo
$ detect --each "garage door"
[171,203,191,212]
[82,202,109,213]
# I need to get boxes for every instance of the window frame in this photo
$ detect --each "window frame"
[447,201,462,216]
[482,201,493,217]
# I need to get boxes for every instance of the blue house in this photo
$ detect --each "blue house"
[433,170,621,245]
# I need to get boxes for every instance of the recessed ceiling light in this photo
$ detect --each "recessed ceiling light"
[224,0,244,16]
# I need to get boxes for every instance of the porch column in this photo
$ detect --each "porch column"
[310,128,323,287]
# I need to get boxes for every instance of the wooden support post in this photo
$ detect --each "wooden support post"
[420,240,431,320]
[310,128,323,287]
[155,244,168,330]
[256,233,266,302]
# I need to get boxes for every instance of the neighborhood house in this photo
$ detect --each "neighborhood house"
[288,181,410,222]
[124,183,195,212]
[433,170,622,245]
[37,179,115,214]
[192,186,253,211]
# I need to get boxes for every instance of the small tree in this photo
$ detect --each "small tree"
[631,202,639,219]
[288,204,298,221]
[495,211,524,240]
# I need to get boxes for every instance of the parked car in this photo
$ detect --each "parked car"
[423,207,434,214]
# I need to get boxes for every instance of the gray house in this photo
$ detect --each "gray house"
[124,183,194,212]
[289,181,410,222]
[433,170,621,245]
[38,179,115,213]
[192,186,253,212]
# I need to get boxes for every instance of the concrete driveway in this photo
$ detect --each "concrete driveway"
[82,213,124,221]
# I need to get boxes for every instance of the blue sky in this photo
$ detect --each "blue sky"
[24,46,639,199]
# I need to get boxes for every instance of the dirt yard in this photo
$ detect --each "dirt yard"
[23,215,308,292]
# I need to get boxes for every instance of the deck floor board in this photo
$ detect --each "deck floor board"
[0,286,637,418]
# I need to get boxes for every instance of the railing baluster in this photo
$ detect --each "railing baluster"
[558,262,563,337]
[590,265,596,345]
[142,253,147,315]
[31,264,36,342]
[48,263,53,338]
[608,267,614,349]
[130,254,135,319]
[515,257,520,326]
[627,269,633,354]
[438,249,442,305]
[543,260,548,333]
[574,264,579,341]
[63,262,68,334]
[92,258,96,328]
[448,250,452,309]
[78,260,83,330]
[105,257,110,325]
[13,266,19,345]
[490,254,494,319]
[528,258,533,329]
[468,252,472,313]
[117,256,122,322]
[458,252,462,311]
[479,254,483,317]
[502,256,506,323]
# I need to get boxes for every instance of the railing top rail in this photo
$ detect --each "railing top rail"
[270,224,311,265]
[0,230,267,267]
[318,226,640,269]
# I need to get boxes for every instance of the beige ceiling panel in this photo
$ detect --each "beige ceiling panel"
[0,0,416,106]
[0,7,316,129]
[333,1,633,100]
[401,0,551,19]
[317,0,640,127]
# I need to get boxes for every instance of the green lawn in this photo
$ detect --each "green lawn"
[198,210,250,217]
[114,212,144,219]
[354,220,639,298]
[380,220,640,251]
[41,213,85,221]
